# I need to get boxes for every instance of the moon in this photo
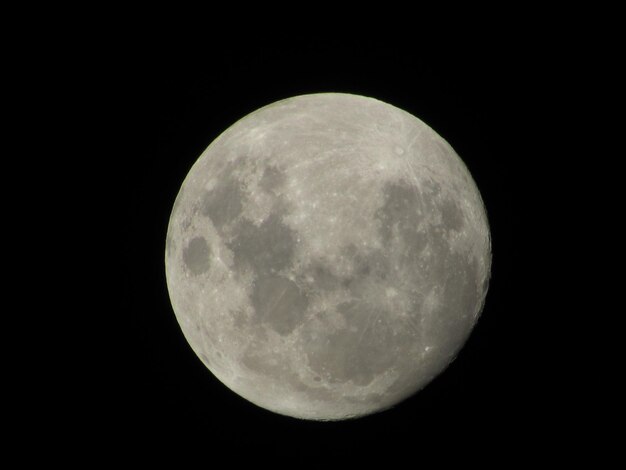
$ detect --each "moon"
[165,93,491,420]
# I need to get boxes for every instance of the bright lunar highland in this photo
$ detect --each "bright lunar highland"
[165,93,491,420]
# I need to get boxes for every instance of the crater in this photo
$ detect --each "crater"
[199,353,211,367]
[250,275,309,336]
[182,236,211,275]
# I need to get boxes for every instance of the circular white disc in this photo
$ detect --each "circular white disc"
[165,93,491,420]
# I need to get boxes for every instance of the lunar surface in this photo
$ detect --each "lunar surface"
[165,93,491,420]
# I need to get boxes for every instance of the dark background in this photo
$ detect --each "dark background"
[100,35,569,460]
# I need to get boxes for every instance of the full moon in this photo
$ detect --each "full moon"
[165,93,491,420]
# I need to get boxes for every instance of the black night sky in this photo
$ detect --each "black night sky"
[95,31,576,461]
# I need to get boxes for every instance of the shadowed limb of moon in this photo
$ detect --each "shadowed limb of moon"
[165,93,491,421]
